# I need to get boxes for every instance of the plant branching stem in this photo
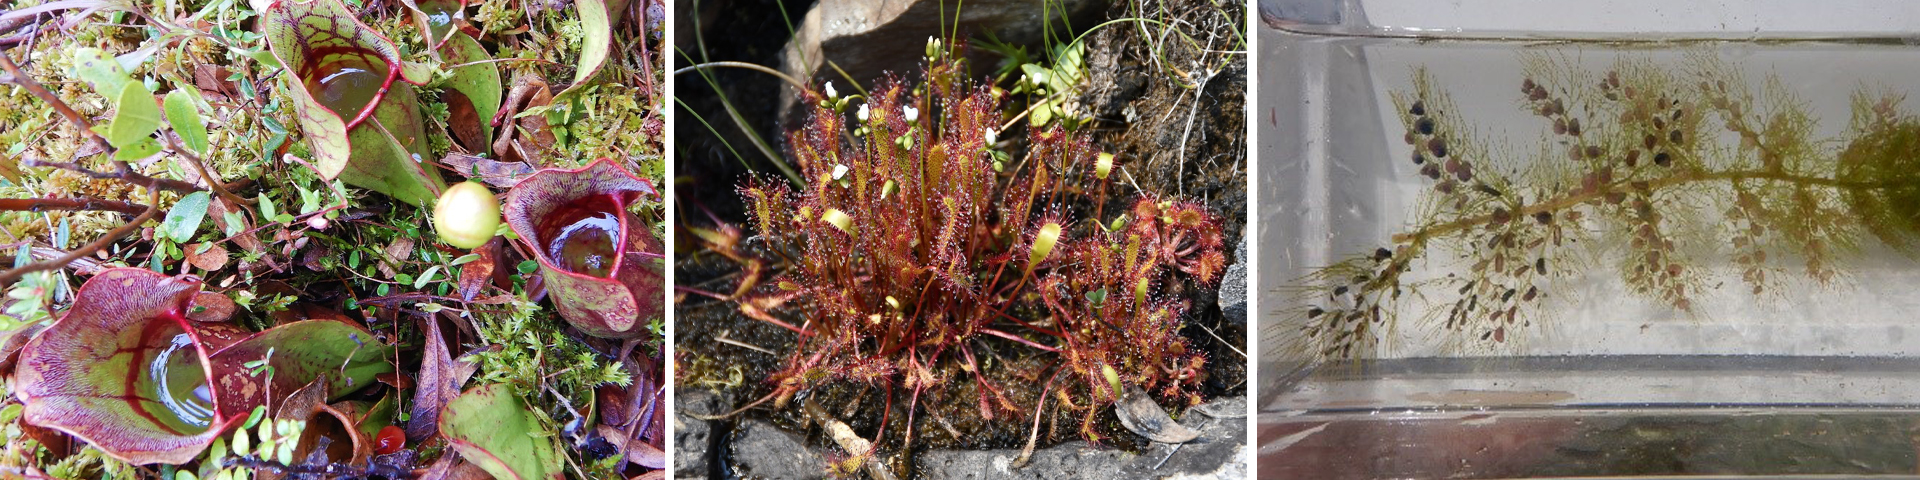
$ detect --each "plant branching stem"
[165,134,255,206]
[1,51,218,195]
[0,187,160,285]
[1394,168,1917,244]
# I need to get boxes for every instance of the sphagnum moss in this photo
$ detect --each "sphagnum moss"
[1284,52,1920,363]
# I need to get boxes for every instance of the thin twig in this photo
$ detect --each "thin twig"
[0,186,160,285]
[0,197,146,215]
[0,50,117,167]
[165,133,255,205]
[21,158,206,194]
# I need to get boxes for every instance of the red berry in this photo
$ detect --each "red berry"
[374,425,405,455]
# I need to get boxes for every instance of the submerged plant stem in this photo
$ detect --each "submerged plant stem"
[1394,168,1917,244]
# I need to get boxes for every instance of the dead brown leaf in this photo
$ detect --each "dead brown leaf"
[188,291,236,323]
[491,72,557,165]
[441,153,537,188]
[456,237,499,301]
[596,425,665,469]
[445,89,487,152]
[185,242,229,271]
[405,313,481,442]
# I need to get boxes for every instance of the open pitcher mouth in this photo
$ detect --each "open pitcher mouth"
[507,159,659,282]
[298,46,403,130]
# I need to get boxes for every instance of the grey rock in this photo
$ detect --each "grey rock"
[918,395,1249,479]
[1119,395,1249,479]
[918,442,1129,480]
[775,0,1106,126]
[730,418,827,480]
[1218,234,1249,325]
[674,390,722,477]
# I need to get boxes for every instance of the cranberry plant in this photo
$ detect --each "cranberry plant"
[711,44,1228,451]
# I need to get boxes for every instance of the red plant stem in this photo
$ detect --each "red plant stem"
[0,187,160,285]
[979,328,1060,353]
[21,159,207,195]
[871,382,893,454]
[0,197,147,215]
[1094,181,1109,227]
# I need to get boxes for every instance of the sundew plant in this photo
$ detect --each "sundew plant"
[698,40,1228,469]
[1282,51,1920,362]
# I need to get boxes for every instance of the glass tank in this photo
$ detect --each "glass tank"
[1257,0,1920,478]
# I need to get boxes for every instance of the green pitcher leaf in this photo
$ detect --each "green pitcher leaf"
[13,268,395,466]
[205,319,394,427]
[407,0,467,48]
[262,0,446,206]
[162,192,211,243]
[164,90,209,156]
[501,160,664,338]
[108,82,163,150]
[440,384,563,480]
[553,0,610,99]
[14,269,232,465]
[439,32,500,144]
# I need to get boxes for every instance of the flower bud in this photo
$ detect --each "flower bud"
[1096,152,1114,179]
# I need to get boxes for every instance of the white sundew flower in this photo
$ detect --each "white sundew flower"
[831,164,849,180]
[903,106,919,123]
[824,81,838,99]
[985,128,998,145]
[858,103,871,122]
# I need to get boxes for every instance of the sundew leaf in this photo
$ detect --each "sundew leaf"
[108,82,163,150]
[163,192,212,243]
[165,90,209,156]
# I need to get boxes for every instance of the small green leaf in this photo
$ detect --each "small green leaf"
[165,90,209,155]
[243,405,267,429]
[71,48,134,104]
[449,253,480,266]
[113,137,163,162]
[232,423,251,457]
[1086,287,1108,305]
[55,218,69,250]
[162,192,212,243]
[176,470,198,480]
[258,194,277,221]
[223,211,245,237]
[415,266,441,289]
[516,260,537,274]
[107,83,164,150]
